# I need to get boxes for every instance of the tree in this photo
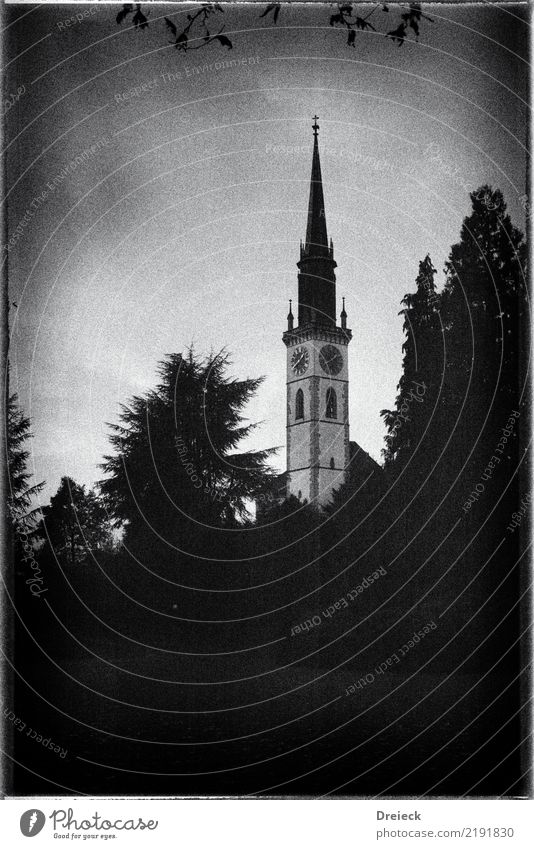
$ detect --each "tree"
[39,476,113,566]
[381,254,442,473]
[6,394,44,532]
[379,188,527,500]
[376,186,527,566]
[99,350,276,550]
[440,186,527,433]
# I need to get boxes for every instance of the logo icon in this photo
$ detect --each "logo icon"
[20,810,46,837]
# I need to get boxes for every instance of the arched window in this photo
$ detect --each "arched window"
[295,388,304,420]
[330,457,335,469]
[325,387,337,419]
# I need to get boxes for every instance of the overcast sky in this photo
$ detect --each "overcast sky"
[5,2,528,501]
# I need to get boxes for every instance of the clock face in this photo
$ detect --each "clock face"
[291,346,309,376]
[319,345,343,375]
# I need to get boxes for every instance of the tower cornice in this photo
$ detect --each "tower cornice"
[283,325,352,347]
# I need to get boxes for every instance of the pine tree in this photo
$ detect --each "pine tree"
[6,394,44,532]
[99,350,276,546]
[39,476,112,565]
[440,186,527,438]
[381,254,442,473]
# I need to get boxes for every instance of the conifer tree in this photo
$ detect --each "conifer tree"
[100,350,275,546]
[381,254,442,473]
[39,476,112,565]
[6,394,44,531]
[440,186,527,439]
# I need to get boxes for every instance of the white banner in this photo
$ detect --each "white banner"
[1,799,534,849]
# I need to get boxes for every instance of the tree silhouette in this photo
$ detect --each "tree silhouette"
[440,186,527,437]
[379,185,527,518]
[381,254,442,473]
[38,476,113,566]
[99,349,276,549]
[6,394,44,532]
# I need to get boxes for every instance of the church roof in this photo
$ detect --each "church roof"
[303,117,330,257]
[348,441,383,480]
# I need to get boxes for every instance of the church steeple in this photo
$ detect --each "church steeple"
[297,116,337,327]
[283,118,352,507]
[302,116,330,258]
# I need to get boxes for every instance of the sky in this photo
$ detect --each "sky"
[4,2,529,501]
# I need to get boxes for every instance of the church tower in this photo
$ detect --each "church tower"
[283,117,352,506]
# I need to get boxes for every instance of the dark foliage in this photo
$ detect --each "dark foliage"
[118,2,232,51]
[14,187,527,797]
[37,476,113,566]
[115,3,433,53]
[6,394,44,532]
[99,349,276,554]
[381,254,442,473]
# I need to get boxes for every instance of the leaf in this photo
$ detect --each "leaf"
[216,34,233,49]
[382,4,389,10]
[176,32,188,49]
[164,17,177,36]
[386,22,407,46]
[402,5,423,38]
[116,4,133,25]
[339,4,353,13]
[347,29,356,46]
[260,3,281,23]
[132,9,148,30]
[330,13,344,26]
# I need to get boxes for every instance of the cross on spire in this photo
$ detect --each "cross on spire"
[304,115,327,255]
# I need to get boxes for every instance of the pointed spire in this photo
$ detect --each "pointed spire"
[303,116,329,257]
[341,296,347,330]
[295,117,337,329]
[287,298,294,331]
